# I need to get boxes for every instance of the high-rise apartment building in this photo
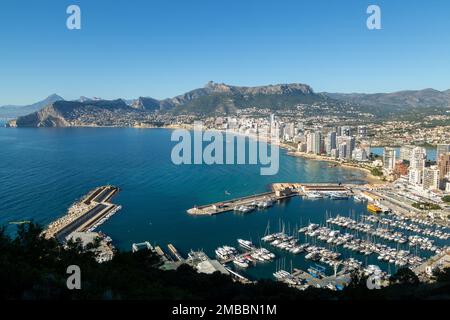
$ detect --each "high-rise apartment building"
[383,147,397,172]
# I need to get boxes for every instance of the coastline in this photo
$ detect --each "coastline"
[4,122,383,186]
[285,150,385,186]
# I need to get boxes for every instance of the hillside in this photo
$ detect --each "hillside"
[8,83,450,127]
[172,82,333,114]
[11,99,131,127]
[0,94,64,118]
[131,81,331,114]
[326,88,450,111]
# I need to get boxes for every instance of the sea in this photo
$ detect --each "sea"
[0,125,447,279]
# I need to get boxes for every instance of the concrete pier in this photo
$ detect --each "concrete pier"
[187,183,355,216]
[43,186,120,242]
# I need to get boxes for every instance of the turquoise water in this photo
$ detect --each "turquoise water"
[0,127,445,279]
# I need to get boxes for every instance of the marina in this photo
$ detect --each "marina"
[187,191,283,215]
[39,181,449,289]
[187,183,356,216]
[182,193,448,288]
[133,179,449,288]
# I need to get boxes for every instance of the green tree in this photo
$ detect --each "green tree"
[371,167,383,177]
[390,268,420,285]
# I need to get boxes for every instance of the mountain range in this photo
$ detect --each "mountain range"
[0,94,64,118]
[326,88,450,116]
[4,82,450,127]
[132,81,329,114]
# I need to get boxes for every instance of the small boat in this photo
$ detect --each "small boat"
[237,239,255,250]
[329,192,349,200]
[367,203,382,214]
[233,258,249,268]
[305,192,323,199]
[9,220,31,225]
[234,205,254,214]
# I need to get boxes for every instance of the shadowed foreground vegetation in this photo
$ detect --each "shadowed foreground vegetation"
[0,223,449,300]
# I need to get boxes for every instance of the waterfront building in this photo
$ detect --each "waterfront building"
[436,144,450,162]
[306,133,313,153]
[410,147,427,170]
[400,145,415,162]
[313,132,322,154]
[337,136,355,161]
[325,131,337,155]
[338,143,347,160]
[437,152,450,190]
[360,143,371,157]
[352,147,368,162]
[284,122,296,141]
[298,142,307,152]
[383,147,397,172]
[408,147,427,186]
[423,166,440,191]
[330,148,338,159]
[306,132,322,154]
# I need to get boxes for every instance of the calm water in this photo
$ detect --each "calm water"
[0,127,444,279]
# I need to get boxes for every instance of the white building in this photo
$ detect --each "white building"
[409,169,423,186]
[306,132,322,154]
[423,166,440,191]
[399,145,415,162]
[408,147,427,186]
[325,131,337,155]
[383,147,397,172]
[338,143,347,160]
[410,147,427,170]
[352,147,368,162]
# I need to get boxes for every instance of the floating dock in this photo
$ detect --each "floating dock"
[132,241,154,253]
[167,243,184,261]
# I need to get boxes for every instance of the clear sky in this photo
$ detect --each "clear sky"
[0,0,449,105]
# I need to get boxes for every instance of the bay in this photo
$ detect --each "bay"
[0,127,444,279]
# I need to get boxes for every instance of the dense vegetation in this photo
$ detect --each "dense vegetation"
[1,223,449,300]
[371,167,384,177]
[412,202,442,210]
[442,195,450,203]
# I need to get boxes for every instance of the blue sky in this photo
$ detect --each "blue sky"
[0,0,449,105]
